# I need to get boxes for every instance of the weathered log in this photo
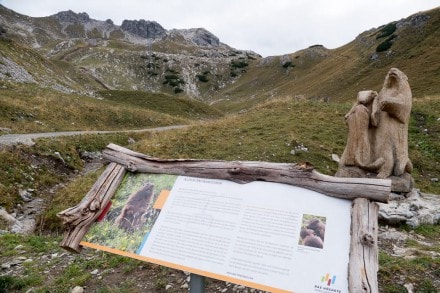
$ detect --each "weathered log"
[103,143,391,202]
[57,162,126,253]
[348,198,379,293]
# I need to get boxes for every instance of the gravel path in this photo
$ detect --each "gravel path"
[0,125,189,146]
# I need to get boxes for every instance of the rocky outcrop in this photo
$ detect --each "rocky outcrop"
[397,13,430,29]
[378,189,440,227]
[170,28,220,47]
[0,56,35,83]
[121,19,166,40]
[52,10,90,24]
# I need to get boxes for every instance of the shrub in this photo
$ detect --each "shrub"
[376,34,397,52]
[196,74,209,82]
[282,61,294,68]
[231,60,248,69]
[0,25,6,36]
[376,23,397,39]
[174,87,184,94]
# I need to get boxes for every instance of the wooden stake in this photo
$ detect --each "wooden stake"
[348,198,379,293]
[57,162,126,253]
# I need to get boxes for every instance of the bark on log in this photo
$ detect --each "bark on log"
[103,143,391,202]
[348,198,379,293]
[57,162,126,253]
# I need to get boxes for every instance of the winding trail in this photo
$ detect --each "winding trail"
[0,125,189,146]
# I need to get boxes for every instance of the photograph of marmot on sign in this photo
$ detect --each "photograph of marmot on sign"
[114,183,156,232]
[83,173,177,253]
[299,214,326,249]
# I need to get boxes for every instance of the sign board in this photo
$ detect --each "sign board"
[81,172,351,293]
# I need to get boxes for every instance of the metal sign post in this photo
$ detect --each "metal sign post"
[190,274,205,293]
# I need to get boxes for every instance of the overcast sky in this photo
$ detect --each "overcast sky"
[1,0,438,56]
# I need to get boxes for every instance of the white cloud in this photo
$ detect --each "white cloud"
[1,0,438,56]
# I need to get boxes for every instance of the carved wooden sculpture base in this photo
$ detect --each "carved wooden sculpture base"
[336,167,413,193]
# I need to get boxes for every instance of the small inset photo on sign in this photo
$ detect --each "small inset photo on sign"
[298,214,326,249]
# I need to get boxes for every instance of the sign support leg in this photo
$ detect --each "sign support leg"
[190,274,205,293]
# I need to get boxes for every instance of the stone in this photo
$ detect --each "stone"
[79,150,102,161]
[378,189,440,227]
[336,68,413,192]
[19,189,33,202]
[0,127,12,133]
[70,286,84,293]
[331,154,340,163]
[165,284,172,290]
[54,152,66,164]
[404,283,414,293]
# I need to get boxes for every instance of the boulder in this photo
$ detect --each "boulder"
[378,189,440,227]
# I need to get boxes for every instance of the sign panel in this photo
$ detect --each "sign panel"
[82,173,351,293]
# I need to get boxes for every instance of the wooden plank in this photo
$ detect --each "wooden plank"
[103,143,391,202]
[348,198,379,293]
[57,162,126,253]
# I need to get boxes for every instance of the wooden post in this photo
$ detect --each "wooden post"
[348,198,379,293]
[102,144,391,202]
[57,162,126,253]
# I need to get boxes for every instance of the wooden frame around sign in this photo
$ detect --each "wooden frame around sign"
[58,143,389,293]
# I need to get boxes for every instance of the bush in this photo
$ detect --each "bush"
[0,25,6,36]
[376,34,397,52]
[231,60,248,69]
[163,74,184,87]
[196,74,209,82]
[376,23,397,39]
[282,61,294,68]
[174,87,184,94]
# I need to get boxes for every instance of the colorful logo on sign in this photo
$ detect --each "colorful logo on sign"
[321,273,336,286]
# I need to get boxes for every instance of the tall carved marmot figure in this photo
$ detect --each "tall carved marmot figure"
[114,183,155,232]
[372,68,412,178]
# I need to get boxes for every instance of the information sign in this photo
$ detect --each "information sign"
[82,173,351,293]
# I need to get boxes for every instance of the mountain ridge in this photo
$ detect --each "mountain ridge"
[0,4,439,107]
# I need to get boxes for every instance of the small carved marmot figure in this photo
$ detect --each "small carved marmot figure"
[114,183,155,232]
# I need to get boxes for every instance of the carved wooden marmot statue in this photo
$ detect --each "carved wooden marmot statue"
[114,183,155,232]
[373,68,412,178]
[336,68,413,192]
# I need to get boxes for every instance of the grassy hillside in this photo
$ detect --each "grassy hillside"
[96,90,223,120]
[0,83,192,134]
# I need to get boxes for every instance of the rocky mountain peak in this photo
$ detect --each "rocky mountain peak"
[52,10,90,24]
[170,28,220,47]
[121,19,166,40]
[396,12,430,29]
